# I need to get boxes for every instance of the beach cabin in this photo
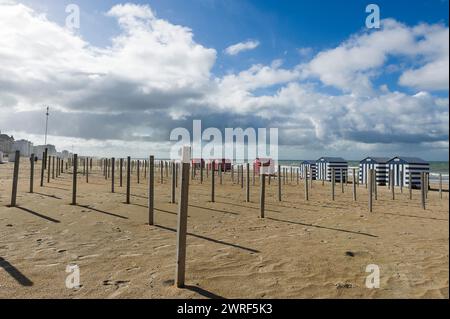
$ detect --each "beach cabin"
[387,156,430,189]
[359,157,389,186]
[207,159,232,172]
[316,157,348,182]
[300,160,317,180]
[0,151,4,164]
[191,158,205,169]
[254,158,275,175]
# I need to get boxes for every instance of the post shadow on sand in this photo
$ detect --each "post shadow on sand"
[188,204,239,216]
[33,192,63,200]
[185,285,225,299]
[76,204,128,220]
[266,217,378,238]
[214,200,281,214]
[43,185,70,192]
[0,257,33,286]
[154,224,259,254]
[15,206,60,223]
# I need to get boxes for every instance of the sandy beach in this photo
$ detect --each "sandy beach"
[0,159,448,299]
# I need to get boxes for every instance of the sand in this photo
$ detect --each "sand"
[0,159,448,299]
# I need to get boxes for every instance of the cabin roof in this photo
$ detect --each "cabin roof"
[360,157,390,164]
[387,156,429,165]
[317,157,347,163]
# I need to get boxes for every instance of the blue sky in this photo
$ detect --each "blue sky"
[1,0,449,160]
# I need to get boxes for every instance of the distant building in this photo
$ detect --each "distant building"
[0,131,14,154]
[12,139,33,157]
[33,144,57,160]
[61,150,71,159]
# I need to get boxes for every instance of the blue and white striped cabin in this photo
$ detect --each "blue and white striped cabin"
[300,160,317,180]
[316,157,348,182]
[359,157,389,186]
[386,156,429,189]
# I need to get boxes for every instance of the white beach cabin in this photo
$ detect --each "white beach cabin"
[386,156,430,189]
[316,157,348,182]
[359,157,389,186]
[300,160,317,180]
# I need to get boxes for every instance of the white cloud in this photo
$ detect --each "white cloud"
[224,40,260,56]
[307,19,449,95]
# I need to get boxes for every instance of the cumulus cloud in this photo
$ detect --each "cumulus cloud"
[0,2,448,159]
[224,40,260,56]
[307,19,449,95]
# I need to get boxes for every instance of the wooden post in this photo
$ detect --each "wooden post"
[86,157,89,183]
[119,158,123,187]
[421,172,426,210]
[176,162,179,188]
[111,157,115,193]
[373,168,377,200]
[40,149,47,187]
[148,156,155,225]
[126,156,131,204]
[10,151,20,207]
[331,168,335,201]
[305,166,309,201]
[246,163,250,202]
[231,165,233,183]
[368,169,373,213]
[200,160,204,184]
[104,159,107,179]
[365,165,368,189]
[137,160,140,184]
[29,154,35,193]
[252,164,255,186]
[352,168,356,201]
[47,155,51,183]
[439,173,443,199]
[144,160,147,180]
[52,155,55,179]
[260,172,265,219]
[171,161,176,204]
[296,167,299,185]
[391,169,395,200]
[219,163,223,185]
[175,149,191,288]
[278,165,282,202]
[160,160,164,184]
[56,157,59,178]
[71,154,78,205]
[409,170,412,200]
[82,158,85,176]
[211,160,215,202]
[340,168,344,193]
[400,170,403,193]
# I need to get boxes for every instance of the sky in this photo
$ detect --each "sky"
[0,0,448,160]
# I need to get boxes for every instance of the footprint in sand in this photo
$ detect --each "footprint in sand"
[103,280,130,289]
